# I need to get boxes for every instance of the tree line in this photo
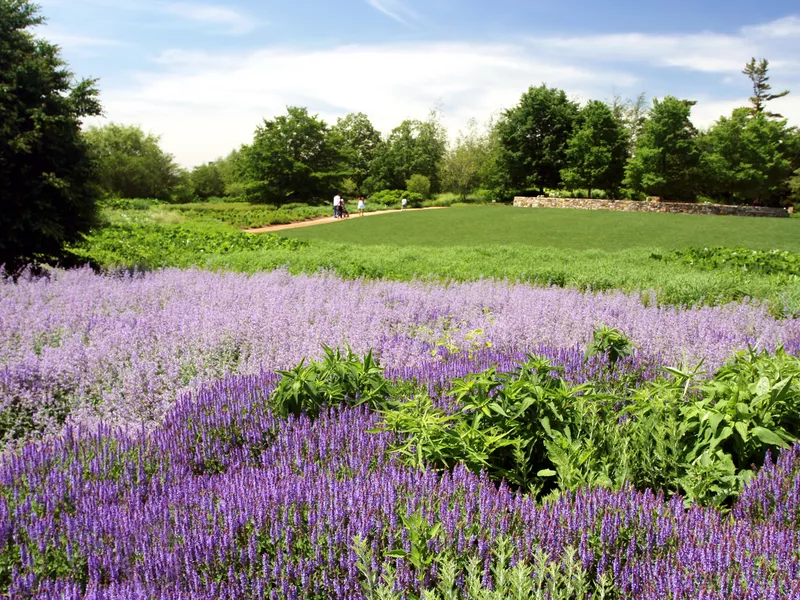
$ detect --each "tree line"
[86,58,800,208]
[2,0,800,269]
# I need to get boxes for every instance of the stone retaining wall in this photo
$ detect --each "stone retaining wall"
[513,196,789,218]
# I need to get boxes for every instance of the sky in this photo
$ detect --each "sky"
[37,0,800,167]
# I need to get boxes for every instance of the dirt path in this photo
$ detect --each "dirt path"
[245,206,448,233]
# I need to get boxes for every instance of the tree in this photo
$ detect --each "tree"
[699,108,792,205]
[370,110,447,192]
[0,0,101,269]
[623,96,700,201]
[495,85,580,193]
[242,107,344,204]
[215,147,247,198]
[790,170,800,202]
[84,123,180,200]
[743,58,789,118]
[560,101,628,197]
[611,93,649,154]
[442,118,490,200]
[190,162,226,200]
[330,112,381,193]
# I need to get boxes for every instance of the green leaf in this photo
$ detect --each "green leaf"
[734,421,749,443]
[756,376,771,397]
[751,426,788,447]
[488,402,509,417]
[537,469,557,477]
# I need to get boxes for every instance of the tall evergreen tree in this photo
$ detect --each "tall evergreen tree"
[743,58,790,118]
[0,0,102,269]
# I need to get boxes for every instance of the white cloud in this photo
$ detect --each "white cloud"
[161,2,260,35]
[50,0,260,35]
[529,14,800,75]
[366,0,420,26]
[86,14,800,168]
[691,95,800,129]
[41,31,121,49]
[89,42,637,167]
[743,15,800,39]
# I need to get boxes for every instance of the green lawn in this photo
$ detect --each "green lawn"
[281,206,800,251]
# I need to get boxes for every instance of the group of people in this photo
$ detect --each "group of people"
[332,194,368,218]
[332,194,409,219]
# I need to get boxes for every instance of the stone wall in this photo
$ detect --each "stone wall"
[513,196,789,218]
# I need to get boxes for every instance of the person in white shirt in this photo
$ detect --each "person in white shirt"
[401,197,407,210]
[357,196,365,217]
[333,194,341,218]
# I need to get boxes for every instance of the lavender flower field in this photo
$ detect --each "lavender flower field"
[3,267,800,444]
[4,267,800,598]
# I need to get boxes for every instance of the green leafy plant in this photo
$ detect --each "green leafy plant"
[586,325,635,365]
[681,347,800,470]
[356,535,617,600]
[271,346,391,418]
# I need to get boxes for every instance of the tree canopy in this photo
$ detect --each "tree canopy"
[700,108,793,205]
[83,123,181,200]
[0,0,102,269]
[495,85,580,193]
[241,107,344,204]
[560,101,628,197]
[369,112,447,193]
[624,96,700,201]
[331,112,381,193]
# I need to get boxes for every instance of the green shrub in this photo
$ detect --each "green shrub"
[620,188,648,201]
[100,198,160,211]
[470,188,494,203]
[661,247,800,278]
[377,341,800,507]
[406,174,431,199]
[281,202,313,211]
[368,189,424,207]
[68,222,305,270]
[355,536,610,600]
[271,346,391,418]
[542,188,609,199]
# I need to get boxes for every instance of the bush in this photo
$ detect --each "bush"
[368,189,423,207]
[406,174,431,199]
[99,198,160,211]
[281,202,313,211]
[543,188,610,199]
[271,346,391,418]
[470,189,494,203]
[620,188,649,201]
[380,341,800,506]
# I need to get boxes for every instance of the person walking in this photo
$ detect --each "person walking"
[333,194,341,218]
[401,197,407,210]
[357,195,365,217]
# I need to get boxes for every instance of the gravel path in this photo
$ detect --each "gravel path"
[245,206,448,233]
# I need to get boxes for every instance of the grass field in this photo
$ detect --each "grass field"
[69,203,800,312]
[281,205,800,251]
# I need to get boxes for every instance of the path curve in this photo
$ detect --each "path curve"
[245,206,448,233]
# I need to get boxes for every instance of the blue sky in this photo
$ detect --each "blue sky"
[38,0,800,166]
